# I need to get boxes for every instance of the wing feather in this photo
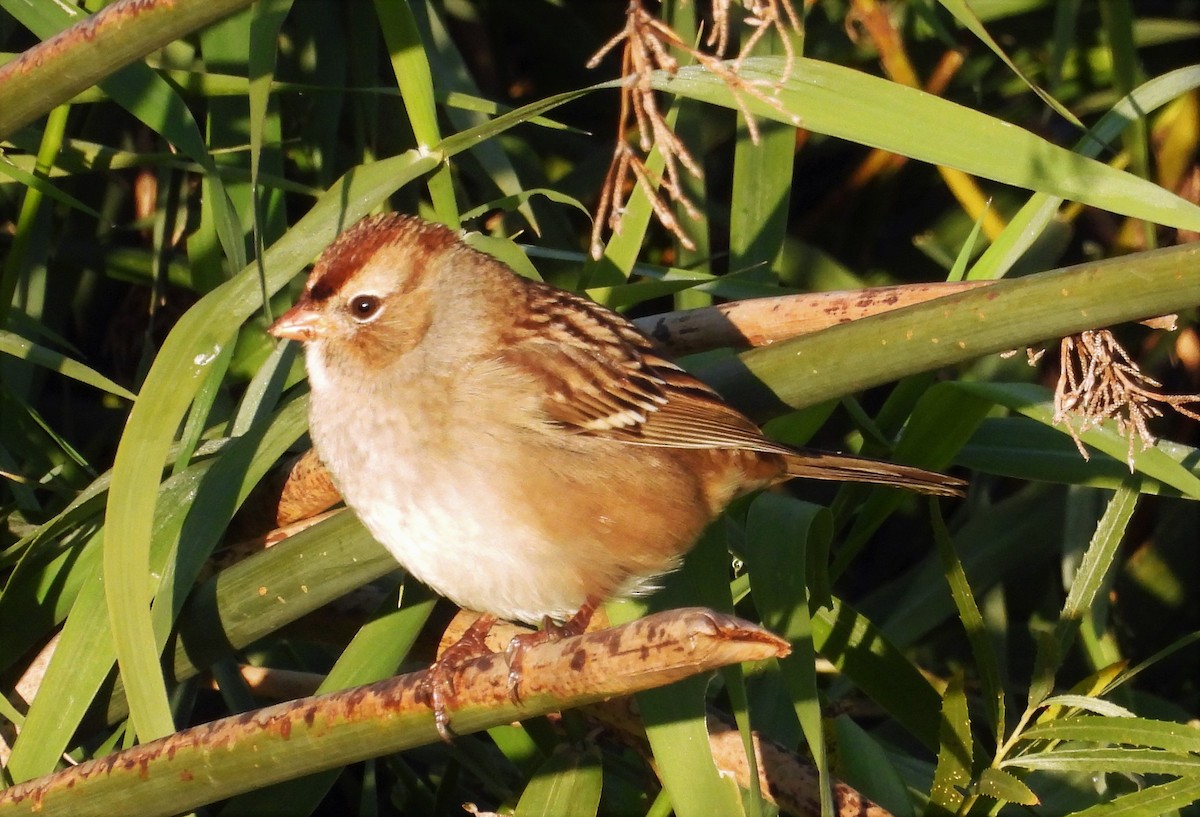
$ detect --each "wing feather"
[500,282,788,455]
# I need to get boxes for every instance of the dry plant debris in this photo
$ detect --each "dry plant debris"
[1053,328,1200,468]
[588,0,802,258]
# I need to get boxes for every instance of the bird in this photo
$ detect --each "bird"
[269,213,964,736]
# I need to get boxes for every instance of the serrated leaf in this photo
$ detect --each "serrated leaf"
[1005,748,1200,776]
[978,767,1039,806]
[927,672,972,816]
[1037,694,1137,719]
[1021,716,1200,754]
[1064,775,1200,817]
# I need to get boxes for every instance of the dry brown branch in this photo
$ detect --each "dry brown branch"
[1053,328,1200,468]
[441,611,892,817]
[707,712,894,817]
[211,665,324,701]
[232,448,340,535]
[0,610,787,817]
[0,633,62,767]
[634,280,992,355]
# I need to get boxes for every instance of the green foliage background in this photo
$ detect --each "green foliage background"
[1,1,1199,815]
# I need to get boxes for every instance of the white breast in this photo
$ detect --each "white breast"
[306,351,587,624]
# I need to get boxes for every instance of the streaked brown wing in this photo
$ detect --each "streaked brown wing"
[501,282,793,456]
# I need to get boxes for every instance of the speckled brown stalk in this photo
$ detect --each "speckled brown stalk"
[0,609,787,817]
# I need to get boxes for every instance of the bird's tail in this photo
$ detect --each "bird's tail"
[781,451,966,497]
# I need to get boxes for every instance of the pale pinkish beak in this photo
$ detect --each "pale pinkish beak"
[269,302,329,342]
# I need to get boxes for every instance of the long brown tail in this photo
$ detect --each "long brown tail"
[782,451,966,497]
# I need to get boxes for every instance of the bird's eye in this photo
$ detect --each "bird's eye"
[348,294,381,322]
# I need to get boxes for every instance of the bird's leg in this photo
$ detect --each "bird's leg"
[504,597,599,703]
[419,612,497,741]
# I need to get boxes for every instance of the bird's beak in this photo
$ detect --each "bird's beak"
[269,301,328,342]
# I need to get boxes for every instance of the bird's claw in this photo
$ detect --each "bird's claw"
[420,613,496,741]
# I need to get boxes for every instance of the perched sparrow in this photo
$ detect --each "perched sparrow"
[270,214,964,732]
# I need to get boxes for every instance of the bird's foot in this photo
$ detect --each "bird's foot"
[418,613,497,741]
[504,598,599,704]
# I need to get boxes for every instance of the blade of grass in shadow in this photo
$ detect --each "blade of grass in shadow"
[813,598,941,750]
[937,0,1083,128]
[833,382,990,577]
[930,502,1005,740]
[607,528,749,817]
[953,382,1200,498]
[867,485,1064,651]
[955,417,1196,494]
[0,331,136,401]
[832,716,916,817]
[745,494,834,817]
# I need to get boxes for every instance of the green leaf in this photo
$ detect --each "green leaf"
[1036,694,1137,719]
[1020,716,1200,753]
[927,672,971,816]
[813,599,942,750]
[1064,775,1200,817]
[977,767,1039,806]
[931,503,1005,738]
[656,57,1200,233]
[831,716,915,817]
[971,64,1200,279]
[744,494,833,816]
[1004,748,1200,776]
[954,382,1200,499]
[0,331,135,401]
[1055,484,1139,656]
